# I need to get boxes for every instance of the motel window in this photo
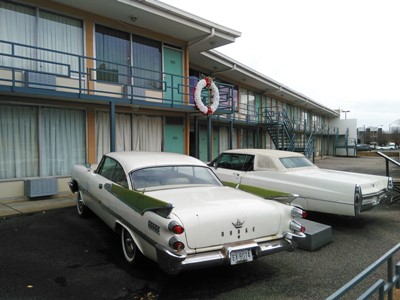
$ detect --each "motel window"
[95,111,162,162]
[0,104,86,179]
[95,25,162,88]
[95,25,130,84]
[132,34,162,90]
[0,1,83,75]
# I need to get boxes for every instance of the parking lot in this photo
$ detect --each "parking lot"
[314,154,400,178]
[0,155,399,299]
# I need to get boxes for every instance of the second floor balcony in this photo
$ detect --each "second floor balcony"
[0,40,338,136]
[0,40,234,114]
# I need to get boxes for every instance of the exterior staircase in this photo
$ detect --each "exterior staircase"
[264,108,295,151]
[304,132,316,159]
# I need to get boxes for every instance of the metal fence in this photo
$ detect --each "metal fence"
[327,243,400,300]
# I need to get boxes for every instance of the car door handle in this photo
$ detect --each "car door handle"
[99,183,103,189]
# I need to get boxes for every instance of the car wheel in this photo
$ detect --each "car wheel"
[121,227,142,265]
[76,191,89,218]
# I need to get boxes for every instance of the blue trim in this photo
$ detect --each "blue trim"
[0,40,234,115]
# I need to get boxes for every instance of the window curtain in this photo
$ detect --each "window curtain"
[232,128,237,149]
[96,112,162,162]
[219,127,229,152]
[239,89,248,121]
[248,91,256,122]
[0,105,38,179]
[38,10,83,75]
[116,114,132,152]
[96,111,111,162]
[0,2,36,70]
[0,2,83,73]
[96,112,133,162]
[95,25,130,84]
[132,35,162,89]
[132,115,162,151]
[41,108,85,176]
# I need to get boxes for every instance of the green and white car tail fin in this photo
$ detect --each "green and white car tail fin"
[105,183,173,218]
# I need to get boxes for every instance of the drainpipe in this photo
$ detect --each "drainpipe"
[207,116,212,162]
[110,100,116,152]
[210,64,237,76]
[188,28,215,48]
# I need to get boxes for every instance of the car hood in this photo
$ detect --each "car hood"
[146,186,288,249]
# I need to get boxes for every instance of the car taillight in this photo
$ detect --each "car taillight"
[354,184,362,215]
[168,220,185,234]
[291,206,307,219]
[290,220,305,233]
[169,236,185,251]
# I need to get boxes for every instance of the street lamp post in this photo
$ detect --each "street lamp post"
[363,125,366,144]
[375,125,383,145]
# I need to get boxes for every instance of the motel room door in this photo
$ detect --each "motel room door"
[163,47,183,103]
[164,117,184,154]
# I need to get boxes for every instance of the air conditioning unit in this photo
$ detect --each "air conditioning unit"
[25,71,56,90]
[24,178,58,198]
[122,85,145,99]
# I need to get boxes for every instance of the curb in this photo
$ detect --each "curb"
[0,195,76,218]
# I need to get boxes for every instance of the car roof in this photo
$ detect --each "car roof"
[222,148,304,158]
[105,151,207,171]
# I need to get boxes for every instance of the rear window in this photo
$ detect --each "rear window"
[130,165,222,190]
[279,157,314,169]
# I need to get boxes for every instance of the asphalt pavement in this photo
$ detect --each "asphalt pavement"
[314,154,400,178]
[0,155,399,299]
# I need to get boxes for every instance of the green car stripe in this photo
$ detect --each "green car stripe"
[105,183,173,218]
[222,181,289,198]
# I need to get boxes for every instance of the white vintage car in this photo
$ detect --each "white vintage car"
[68,151,306,275]
[209,149,393,217]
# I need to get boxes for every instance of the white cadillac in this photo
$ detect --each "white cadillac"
[69,151,306,275]
[209,149,393,217]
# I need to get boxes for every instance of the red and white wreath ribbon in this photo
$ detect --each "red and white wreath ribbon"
[193,77,220,115]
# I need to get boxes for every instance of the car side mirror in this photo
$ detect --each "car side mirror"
[213,162,218,169]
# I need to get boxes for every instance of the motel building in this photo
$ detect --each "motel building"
[0,0,356,199]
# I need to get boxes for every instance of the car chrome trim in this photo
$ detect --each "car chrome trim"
[68,180,78,193]
[388,177,394,190]
[360,188,393,210]
[232,219,245,229]
[155,239,294,275]
[285,231,306,239]
[83,189,161,249]
[148,220,160,235]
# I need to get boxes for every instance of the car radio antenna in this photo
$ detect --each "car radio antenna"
[235,155,253,189]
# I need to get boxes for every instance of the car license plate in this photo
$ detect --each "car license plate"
[230,249,253,265]
[363,198,373,204]
[364,197,378,205]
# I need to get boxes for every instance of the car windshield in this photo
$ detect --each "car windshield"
[130,165,222,190]
[279,157,314,169]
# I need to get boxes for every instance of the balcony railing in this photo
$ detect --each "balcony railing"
[1,40,340,135]
[0,40,234,113]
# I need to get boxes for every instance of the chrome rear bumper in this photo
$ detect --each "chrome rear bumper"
[156,238,294,275]
[361,189,393,211]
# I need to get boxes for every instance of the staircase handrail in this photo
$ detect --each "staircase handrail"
[304,132,316,158]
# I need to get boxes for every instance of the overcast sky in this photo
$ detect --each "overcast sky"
[161,0,400,131]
